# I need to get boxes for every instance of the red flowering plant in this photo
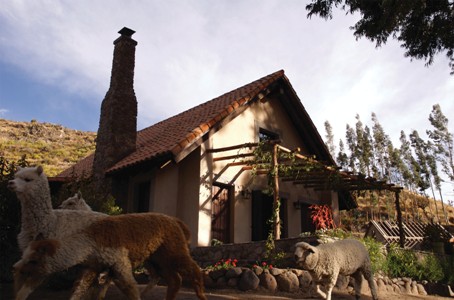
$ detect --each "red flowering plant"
[252,261,273,271]
[206,258,238,271]
[309,204,336,230]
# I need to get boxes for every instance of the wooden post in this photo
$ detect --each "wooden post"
[395,190,405,248]
[273,143,281,240]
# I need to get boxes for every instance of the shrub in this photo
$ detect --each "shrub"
[0,155,29,282]
[361,237,386,274]
[384,243,445,282]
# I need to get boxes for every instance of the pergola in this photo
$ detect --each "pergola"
[207,140,406,247]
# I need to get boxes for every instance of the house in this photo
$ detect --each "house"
[56,27,357,246]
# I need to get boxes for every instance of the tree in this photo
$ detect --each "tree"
[345,124,358,172]
[371,112,390,180]
[324,120,336,158]
[306,0,454,74]
[427,104,454,186]
[337,139,349,170]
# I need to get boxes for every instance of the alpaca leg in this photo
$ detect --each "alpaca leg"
[111,264,141,300]
[160,269,182,300]
[140,264,160,297]
[70,268,99,300]
[181,259,207,300]
[14,270,44,300]
[351,271,364,300]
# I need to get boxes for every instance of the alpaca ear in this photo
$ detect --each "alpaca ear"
[36,166,44,175]
[77,190,83,199]
[16,166,22,172]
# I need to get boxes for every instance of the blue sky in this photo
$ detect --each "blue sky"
[1,1,453,197]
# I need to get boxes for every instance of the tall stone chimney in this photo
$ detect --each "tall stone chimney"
[93,27,138,186]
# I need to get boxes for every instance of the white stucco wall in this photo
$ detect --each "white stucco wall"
[197,95,338,244]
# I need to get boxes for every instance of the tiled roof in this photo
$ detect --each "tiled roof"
[57,70,285,178]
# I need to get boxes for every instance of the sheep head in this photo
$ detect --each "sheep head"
[294,241,319,271]
[13,237,60,294]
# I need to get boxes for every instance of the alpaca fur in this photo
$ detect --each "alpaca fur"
[59,191,92,211]
[58,190,193,299]
[7,166,106,252]
[14,212,207,300]
[294,239,378,300]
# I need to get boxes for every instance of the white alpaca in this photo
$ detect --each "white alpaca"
[59,191,92,211]
[14,212,207,300]
[7,166,106,252]
[295,239,378,300]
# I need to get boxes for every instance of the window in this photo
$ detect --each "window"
[259,128,279,142]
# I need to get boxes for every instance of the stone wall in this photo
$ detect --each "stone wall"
[191,237,452,298]
[191,236,318,268]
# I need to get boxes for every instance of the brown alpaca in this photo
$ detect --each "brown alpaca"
[14,212,206,300]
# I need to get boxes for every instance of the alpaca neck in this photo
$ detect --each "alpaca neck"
[47,235,94,273]
[19,188,56,236]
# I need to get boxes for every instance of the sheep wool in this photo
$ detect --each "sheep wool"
[295,239,378,300]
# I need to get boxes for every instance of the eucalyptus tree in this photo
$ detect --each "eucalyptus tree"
[426,141,450,224]
[410,130,437,221]
[324,121,336,159]
[345,124,358,173]
[399,130,421,220]
[427,104,454,190]
[371,112,390,180]
[354,114,374,176]
[337,139,349,170]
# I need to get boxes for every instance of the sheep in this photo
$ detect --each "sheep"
[13,212,207,300]
[59,191,92,211]
[294,239,378,300]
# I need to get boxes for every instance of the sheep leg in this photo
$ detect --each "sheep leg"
[362,268,379,300]
[314,284,327,299]
[351,271,363,300]
[324,272,339,300]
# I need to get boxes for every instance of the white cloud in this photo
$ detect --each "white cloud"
[0,0,453,176]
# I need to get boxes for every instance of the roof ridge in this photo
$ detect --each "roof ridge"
[138,70,285,133]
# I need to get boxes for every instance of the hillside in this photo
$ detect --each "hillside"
[0,118,96,176]
[1,118,453,227]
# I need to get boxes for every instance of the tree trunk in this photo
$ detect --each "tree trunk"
[272,144,281,240]
[395,191,405,248]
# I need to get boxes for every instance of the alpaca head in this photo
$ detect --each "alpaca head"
[7,166,47,195]
[13,236,60,294]
[294,242,319,271]
[59,191,92,211]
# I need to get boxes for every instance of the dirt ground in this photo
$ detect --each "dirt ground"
[1,283,453,300]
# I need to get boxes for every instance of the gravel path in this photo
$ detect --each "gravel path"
[2,283,453,300]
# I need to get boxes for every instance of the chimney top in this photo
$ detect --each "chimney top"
[118,27,135,37]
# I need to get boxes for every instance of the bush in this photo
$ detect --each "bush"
[384,243,445,283]
[361,237,386,274]
[0,155,29,282]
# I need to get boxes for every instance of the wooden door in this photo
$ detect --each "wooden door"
[211,184,232,243]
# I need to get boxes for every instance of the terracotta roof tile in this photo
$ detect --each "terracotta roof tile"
[57,70,285,177]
